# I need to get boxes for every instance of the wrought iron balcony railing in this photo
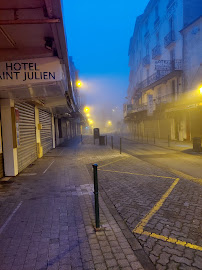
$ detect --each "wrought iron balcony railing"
[164,31,175,47]
[142,55,150,66]
[167,0,175,10]
[154,16,160,27]
[152,44,161,59]
[138,60,182,90]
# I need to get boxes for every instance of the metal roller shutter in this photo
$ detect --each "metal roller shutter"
[15,103,37,172]
[0,121,4,178]
[39,109,52,154]
[0,154,4,178]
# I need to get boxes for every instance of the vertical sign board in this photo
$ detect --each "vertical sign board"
[147,95,154,116]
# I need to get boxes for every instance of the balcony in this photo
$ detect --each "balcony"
[167,0,175,10]
[154,16,160,28]
[142,55,150,67]
[164,31,175,47]
[144,31,150,40]
[138,60,182,90]
[152,44,161,59]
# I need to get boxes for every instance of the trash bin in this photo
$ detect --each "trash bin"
[193,137,202,152]
[99,136,105,145]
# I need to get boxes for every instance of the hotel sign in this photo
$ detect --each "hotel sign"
[0,57,64,87]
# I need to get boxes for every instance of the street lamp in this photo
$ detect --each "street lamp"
[84,106,90,113]
[76,80,83,88]
[199,86,202,95]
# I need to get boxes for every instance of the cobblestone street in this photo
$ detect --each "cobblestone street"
[94,135,202,270]
[0,137,147,270]
[0,136,202,270]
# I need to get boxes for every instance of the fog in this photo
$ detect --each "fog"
[80,75,126,131]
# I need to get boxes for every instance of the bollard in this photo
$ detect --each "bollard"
[94,137,95,145]
[81,134,83,143]
[92,164,100,229]
[106,135,107,145]
[154,133,156,144]
[120,137,122,154]
[168,135,170,147]
[111,136,113,149]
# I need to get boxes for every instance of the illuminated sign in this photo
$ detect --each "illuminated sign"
[0,57,64,87]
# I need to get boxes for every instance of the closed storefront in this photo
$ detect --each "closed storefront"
[15,103,37,172]
[39,109,52,154]
[0,120,4,178]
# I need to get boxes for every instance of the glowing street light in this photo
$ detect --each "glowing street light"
[199,86,202,95]
[76,80,83,88]
[107,120,112,126]
[86,113,91,117]
[84,106,90,113]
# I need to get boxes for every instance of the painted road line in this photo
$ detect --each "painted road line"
[20,173,37,176]
[58,149,65,156]
[136,230,202,251]
[99,157,129,168]
[43,160,55,174]
[0,201,23,235]
[170,168,202,186]
[133,178,180,234]
[98,169,177,180]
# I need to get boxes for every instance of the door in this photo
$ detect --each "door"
[15,103,37,172]
[39,109,52,154]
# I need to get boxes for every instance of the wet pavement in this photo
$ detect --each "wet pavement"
[0,136,202,270]
[0,137,146,270]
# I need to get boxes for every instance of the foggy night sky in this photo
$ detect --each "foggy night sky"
[62,0,149,123]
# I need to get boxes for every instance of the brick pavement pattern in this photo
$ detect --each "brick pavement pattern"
[95,135,202,270]
[0,137,147,270]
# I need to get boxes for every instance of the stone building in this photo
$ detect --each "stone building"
[124,0,202,141]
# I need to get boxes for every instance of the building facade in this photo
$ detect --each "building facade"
[0,0,82,178]
[125,0,202,141]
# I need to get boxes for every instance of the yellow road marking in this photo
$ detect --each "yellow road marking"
[134,230,202,251]
[98,168,176,180]
[99,157,129,168]
[99,161,202,251]
[170,169,202,186]
[133,178,179,234]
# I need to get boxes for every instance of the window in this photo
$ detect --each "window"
[172,80,176,95]
[155,6,159,19]
[169,16,174,32]
[146,44,149,55]
[145,19,148,30]
[156,32,160,44]
[170,49,175,61]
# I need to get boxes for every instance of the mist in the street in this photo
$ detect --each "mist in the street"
[0,1,202,270]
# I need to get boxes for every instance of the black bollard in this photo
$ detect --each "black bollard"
[106,135,107,145]
[111,136,113,149]
[92,164,100,229]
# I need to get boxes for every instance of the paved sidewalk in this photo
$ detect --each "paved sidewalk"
[120,133,197,153]
[0,137,150,270]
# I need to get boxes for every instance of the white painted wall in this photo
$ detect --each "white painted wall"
[1,99,18,176]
